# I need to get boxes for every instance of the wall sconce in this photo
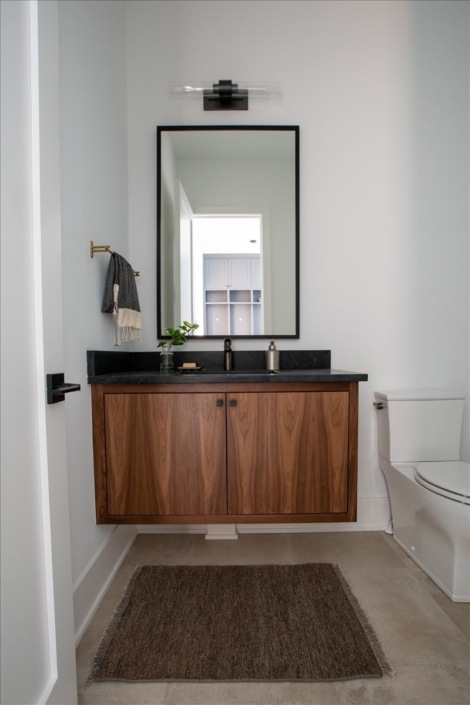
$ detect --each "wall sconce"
[169,79,282,111]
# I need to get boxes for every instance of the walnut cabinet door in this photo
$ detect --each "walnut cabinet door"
[105,393,227,516]
[227,392,349,515]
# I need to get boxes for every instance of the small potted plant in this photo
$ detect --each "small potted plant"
[158,321,199,373]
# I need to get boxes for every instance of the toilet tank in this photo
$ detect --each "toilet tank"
[375,389,465,462]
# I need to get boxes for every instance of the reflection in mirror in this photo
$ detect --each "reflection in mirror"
[157,126,299,338]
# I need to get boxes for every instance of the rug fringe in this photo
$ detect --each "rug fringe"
[333,565,394,678]
[86,565,142,687]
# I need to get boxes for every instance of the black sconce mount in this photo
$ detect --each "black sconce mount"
[203,80,248,111]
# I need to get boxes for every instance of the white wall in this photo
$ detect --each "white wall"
[59,0,131,586]
[127,0,469,525]
[1,2,52,701]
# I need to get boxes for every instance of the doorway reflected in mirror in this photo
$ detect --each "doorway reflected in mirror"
[190,215,264,336]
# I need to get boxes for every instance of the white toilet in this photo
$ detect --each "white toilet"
[375,389,470,602]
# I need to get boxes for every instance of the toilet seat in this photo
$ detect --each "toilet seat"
[415,461,470,505]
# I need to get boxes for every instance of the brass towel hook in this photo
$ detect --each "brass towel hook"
[90,241,140,276]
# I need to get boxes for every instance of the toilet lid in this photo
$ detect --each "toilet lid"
[416,462,470,498]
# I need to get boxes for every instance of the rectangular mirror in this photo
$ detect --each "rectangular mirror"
[157,125,299,338]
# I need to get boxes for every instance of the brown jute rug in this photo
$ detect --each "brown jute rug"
[88,564,392,684]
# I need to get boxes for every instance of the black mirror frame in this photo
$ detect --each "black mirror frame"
[157,125,299,340]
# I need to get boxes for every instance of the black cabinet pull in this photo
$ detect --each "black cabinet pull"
[229,399,237,407]
[216,399,224,407]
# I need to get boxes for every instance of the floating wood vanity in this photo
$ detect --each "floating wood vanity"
[88,351,367,525]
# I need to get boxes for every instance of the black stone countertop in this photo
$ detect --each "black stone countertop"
[88,369,368,384]
[87,350,368,384]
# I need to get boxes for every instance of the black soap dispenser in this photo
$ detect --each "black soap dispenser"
[224,338,233,371]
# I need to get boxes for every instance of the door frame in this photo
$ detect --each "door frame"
[194,206,272,332]
[174,180,194,324]
[32,1,77,702]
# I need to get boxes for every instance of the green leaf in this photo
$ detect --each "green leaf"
[157,320,199,351]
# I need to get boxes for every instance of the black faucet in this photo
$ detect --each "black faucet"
[224,338,233,371]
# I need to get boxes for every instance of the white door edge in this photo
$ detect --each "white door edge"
[31,1,77,701]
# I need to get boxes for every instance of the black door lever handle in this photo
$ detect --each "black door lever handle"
[47,373,81,404]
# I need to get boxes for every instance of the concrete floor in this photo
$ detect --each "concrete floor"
[77,531,470,704]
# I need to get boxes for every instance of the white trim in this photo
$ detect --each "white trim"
[174,181,194,323]
[29,0,58,681]
[137,525,206,534]
[137,523,388,535]
[72,526,130,591]
[38,678,57,705]
[136,498,391,535]
[206,524,238,540]
[236,523,388,534]
[73,526,137,645]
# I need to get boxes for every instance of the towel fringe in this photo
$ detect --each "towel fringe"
[115,326,142,345]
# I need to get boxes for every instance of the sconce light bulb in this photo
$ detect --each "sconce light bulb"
[169,82,282,99]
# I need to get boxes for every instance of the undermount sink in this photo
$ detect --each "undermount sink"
[182,369,279,375]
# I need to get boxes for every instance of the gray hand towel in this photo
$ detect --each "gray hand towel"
[101,252,141,344]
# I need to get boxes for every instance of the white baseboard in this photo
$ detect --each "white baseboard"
[73,525,137,645]
[39,677,56,705]
[137,524,206,534]
[137,497,391,536]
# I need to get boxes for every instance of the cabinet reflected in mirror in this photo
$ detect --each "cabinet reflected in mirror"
[157,126,299,338]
